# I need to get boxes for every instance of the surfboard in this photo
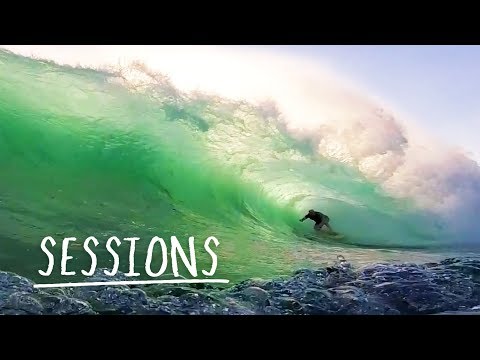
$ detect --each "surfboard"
[324,231,344,239]
[304,230,345,241]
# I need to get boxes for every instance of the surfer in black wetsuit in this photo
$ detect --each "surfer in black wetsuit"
[300,209,333,231]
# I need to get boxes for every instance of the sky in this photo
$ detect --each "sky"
[266,45,480,162]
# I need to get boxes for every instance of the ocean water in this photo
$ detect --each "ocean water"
[1,47,479,294]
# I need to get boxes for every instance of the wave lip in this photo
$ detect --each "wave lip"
[2,46,480,217]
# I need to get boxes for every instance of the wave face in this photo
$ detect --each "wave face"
[1,48,479,284]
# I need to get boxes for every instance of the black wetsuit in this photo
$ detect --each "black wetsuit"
[305,211,329,225]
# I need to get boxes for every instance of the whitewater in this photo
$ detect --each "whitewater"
[1,46,480,315]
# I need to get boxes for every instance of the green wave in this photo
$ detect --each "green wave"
[0,50,448,283]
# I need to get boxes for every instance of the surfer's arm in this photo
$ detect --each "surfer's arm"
[299,215,308,222]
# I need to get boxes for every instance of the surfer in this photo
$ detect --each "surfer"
[300,209,333,232]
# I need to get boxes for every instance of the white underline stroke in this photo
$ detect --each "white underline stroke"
[33,279,230,289]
